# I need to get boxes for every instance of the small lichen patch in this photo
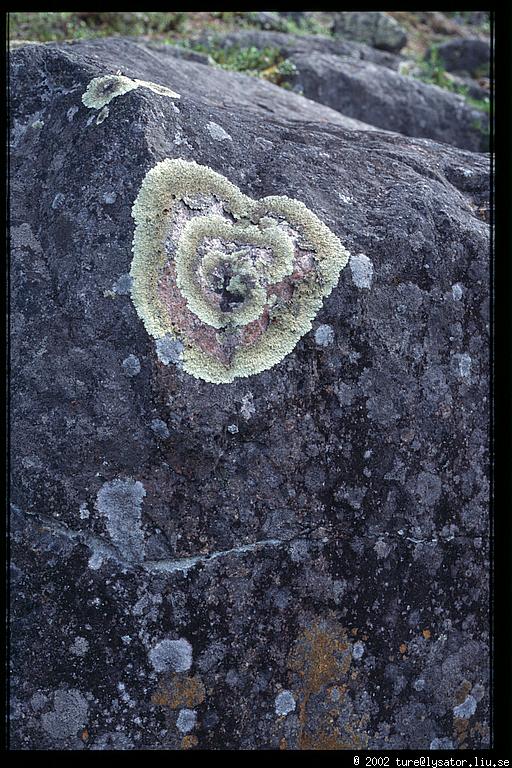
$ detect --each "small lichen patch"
[122,354,141,377]
[314,324,334,347]
[453,695,477,719]
[176,709,197,734]
[350,252,373,289]
[95,478,146,563]
[130,159,350,383]
[206,121,233,142]
[96,106,109,125]
[82,74,180,110]
[275,690,296,716]
[149,638,193,673]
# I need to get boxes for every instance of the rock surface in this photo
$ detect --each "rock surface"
[332,11,407,54]
[194,30,488,152]
[10,38,490,750]
[283,53,489,152]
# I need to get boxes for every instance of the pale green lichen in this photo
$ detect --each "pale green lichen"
[82,74,180,110]
[130,159,350,384]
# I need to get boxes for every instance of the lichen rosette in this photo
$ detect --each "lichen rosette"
[130,159,349,384]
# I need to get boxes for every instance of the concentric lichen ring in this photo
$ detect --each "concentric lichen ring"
[130,158,350,384]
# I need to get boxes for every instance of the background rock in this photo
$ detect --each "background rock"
[10,37,490,750]
[284,53,488,151]
[332,11,407,54]
[432,38,491,78]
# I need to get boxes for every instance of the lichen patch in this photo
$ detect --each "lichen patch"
[130,159,350,384]
[82,74,180,110]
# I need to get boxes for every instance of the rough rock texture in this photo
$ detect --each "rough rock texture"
[285,53,489,152]
[332,11,407,54]
[196,29,403,71]
[433,38,491,78]
[10,38,490,751]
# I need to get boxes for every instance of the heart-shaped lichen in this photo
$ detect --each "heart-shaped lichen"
[130,159,350,384]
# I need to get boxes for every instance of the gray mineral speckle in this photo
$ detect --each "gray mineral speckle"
[350,252,374,288]
[122,354,141,377]
[176,708,197,733]
[95,478,146,563]
[453,694,477,719]
[41,689,89,740]
[314,323,335,347]
[149,638,193,673]
[274,690,296,716]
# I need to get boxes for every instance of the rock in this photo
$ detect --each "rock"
[246,11,290,32]
[195,29,403,71]
[284,52,489,151]
[432,38,491,78]
[10,38,490,750]
[332,11,407,53]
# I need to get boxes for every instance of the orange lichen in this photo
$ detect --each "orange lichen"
[181,734,198,750]
[151,673,206,709]
[287,621,369,751]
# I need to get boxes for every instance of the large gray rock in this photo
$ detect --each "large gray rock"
[10,38,490,750]
[432,38,491,78]
[333,11,407,53]
[285,52,489,152]
[195,29,403,70]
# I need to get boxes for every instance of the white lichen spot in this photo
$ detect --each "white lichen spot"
[122,354,141,377]
[96,106,109,125]
[352,641,365,660]
[451,283,464,301]
[430,737,454,750]
[240,393,256,420]
[206,121,233,142]
[176,709,197,734]
[350,252,373,289]
[82,74,180,111]
[274,690,296,716]
[453,694,477,719]
[79,502,90,520]
[374,539,392,559]
[95,478,146,563]
[455,352,472,380]
[155,335,184,366]
[227,424,239,434]
[149,638,193,673]
[314,323,334,347]
[31,120,44,129]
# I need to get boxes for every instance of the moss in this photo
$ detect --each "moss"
[130,158,349,384]
[82,74,180,110]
